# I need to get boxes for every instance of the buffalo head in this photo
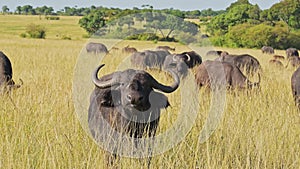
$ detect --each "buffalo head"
[92,64,179,114]
[163,54,190,78]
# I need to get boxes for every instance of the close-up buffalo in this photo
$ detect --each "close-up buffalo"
[88,64,179,167]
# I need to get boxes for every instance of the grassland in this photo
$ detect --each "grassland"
[0,15,300,169]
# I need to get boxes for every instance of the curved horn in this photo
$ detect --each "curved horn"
[185,54,191,62]
[172,54,179,61]
[92,64,119,88]
[151,69,180,93]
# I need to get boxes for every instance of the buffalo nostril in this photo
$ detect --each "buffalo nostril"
[138,96,143,101]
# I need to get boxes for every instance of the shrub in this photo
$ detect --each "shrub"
[125,33,159,41]
[45,16,60,20]
[26,24,46,39]
[210,21,300,49]
[19,33,27,38]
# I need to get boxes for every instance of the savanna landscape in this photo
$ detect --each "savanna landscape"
[1,1,300,168]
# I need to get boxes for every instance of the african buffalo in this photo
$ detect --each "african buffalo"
[215,53,261,75]
[0,51,22,93]
[180,51,202,68]
[131,50,170,69]
[86,42,108,54]
[156,46,175,51]
[163,51,202,77]
[163,54,189,77]
[286,48,299,59]
[122,45,138,53]
[261,46,274,54]
[286,56,300,68]
[88,64,179,168]
[206,50,223,56]
[195,60,260,89]
[291,67,300,109]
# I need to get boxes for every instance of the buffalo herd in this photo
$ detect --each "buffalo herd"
[3,41,300,168]
[84,44,300,167]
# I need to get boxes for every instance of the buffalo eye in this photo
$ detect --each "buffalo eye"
[127,94,132,101]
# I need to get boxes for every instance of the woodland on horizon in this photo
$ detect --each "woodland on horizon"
[2,0,300,49]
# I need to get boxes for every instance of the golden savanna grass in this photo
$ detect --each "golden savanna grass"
[0,15,300,169]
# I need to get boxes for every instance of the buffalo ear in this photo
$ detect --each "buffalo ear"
[149,91,170,109]
[97,89,121,107]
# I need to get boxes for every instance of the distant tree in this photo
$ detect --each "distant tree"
[35,6,54,18]
[185,10,201,18]
[44,7,54,15]
[118,16,134,29]
[21,5,35,15]
[145,14,198,40]
[265,0,300,29]
[226,0,251,10]
[2,5,9,14]
[16,6,21,14]
[200,8,225,17]
[207,2,261,35]
[79,10,106,35]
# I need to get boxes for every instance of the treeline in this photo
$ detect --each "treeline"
[1,4,224,19]
[207,0,300,49]
[3,0,300,49]
[78,11,202,45]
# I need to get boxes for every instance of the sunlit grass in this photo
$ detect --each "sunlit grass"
[0,15,300,168]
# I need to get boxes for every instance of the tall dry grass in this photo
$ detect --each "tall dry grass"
[0,15,299,169]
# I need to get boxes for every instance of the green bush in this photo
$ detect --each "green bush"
[26,24,46,39]
[211,22,300,49]
[19,33,27,38]
[45,16,60,20]
[125,33,159,41]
